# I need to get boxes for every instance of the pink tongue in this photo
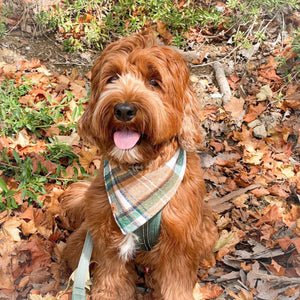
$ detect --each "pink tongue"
[113,130,141,150]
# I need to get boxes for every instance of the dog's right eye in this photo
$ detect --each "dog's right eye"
[107,76,118,84]
[149,79,159,88]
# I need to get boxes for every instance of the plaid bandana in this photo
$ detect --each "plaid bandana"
[104,148,186,234]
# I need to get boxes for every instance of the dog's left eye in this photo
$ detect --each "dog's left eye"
[149,79,159,88]
[107,76,118,84]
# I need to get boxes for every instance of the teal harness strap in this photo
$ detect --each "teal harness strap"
[72,231,93,300]
[134,211,162,251]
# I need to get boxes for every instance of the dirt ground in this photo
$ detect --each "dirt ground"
[1,30,98,75]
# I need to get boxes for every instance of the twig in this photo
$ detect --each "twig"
[250,271,300,285]
[191,44,241,68]
[213,61,231,105]
[207,184,261,211]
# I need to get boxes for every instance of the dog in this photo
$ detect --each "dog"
[61,32,218,300]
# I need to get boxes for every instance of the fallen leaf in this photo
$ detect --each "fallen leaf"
[193,283,223,300]
[214,229,244,252]
[2,217,21,241]
[250,187,270,197]
[267,259,285,276]
[29,266,51,284]
[21,220,37,236]
[256,84,273,101]
[243,103,267,123]
[20,205,35,221]
[255,205,281,227]
[215,152,241,167]
[224,97,245,119]
[277,236,293,251]
[232,194,248,209]
[227,73,240,90]
[192,48,208,65]
[0,252,15,289]
[157,20,173,45]
[268,184,290,198]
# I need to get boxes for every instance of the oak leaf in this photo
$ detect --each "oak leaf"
[267,259,285,276]
[2,217,21,241]
[193,283,223,300]
[255,204,281,227]
[224,97,245,119]
[157,20,173,45]
[243,103,267,123]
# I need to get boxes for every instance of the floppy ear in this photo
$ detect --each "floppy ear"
[77,105,95,145]
[178,88,204,151]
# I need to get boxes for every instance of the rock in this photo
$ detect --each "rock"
[252,124,267,139]
[247,119,262,128]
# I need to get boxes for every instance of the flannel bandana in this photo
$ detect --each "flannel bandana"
[104,148,186,234]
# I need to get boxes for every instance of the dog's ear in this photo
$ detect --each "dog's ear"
[77,105,95,145]
[178,89,204,151]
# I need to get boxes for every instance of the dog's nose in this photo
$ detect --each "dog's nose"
[114,103,137,122]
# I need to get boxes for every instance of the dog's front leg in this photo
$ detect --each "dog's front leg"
[148,248,199,300]
[89,232,138,300]
[90,254,137,300]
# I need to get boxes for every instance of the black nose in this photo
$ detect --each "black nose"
[114,103,137,122]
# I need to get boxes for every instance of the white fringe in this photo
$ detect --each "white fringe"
[118,232,139,262]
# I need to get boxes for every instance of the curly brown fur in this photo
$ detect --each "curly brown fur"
[62,32,217,300]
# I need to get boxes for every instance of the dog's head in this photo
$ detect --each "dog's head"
[79,33,203,166]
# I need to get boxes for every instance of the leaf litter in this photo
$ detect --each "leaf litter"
[0,1,299,299]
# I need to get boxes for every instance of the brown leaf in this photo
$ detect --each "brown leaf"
[237,289,254,300]
[0,252,15,290]
[258,68,283,82]
[227,73,240,90]
[157,20,173,45]
[224,97,245,119]
[16,275,30,290]
[79,146,98,171]
[78,13,95,23]
[21,219,37,236]
[2,216,21,241]
[29,153,58,174]
[260,224,275,242]
[232,194,248,209]
[278,237,293,251]
[243,103,267,123]
[20,238,52,270]
[20,205,35,221]
[255,204,281,227]
[193,282,223,300]
[29,266,51,284]
[209,140,224,152]
[69,82,87,99]
[292,238,300,253]
[250,187,270,197]
[192,48,208,65]
[267,259,285,276]
[215,152,241,167]
[268,184,290,198]
[241,262,252,271]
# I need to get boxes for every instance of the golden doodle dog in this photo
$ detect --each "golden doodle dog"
[62,32,218,299]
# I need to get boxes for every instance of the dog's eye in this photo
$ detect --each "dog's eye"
[149,79,159,88]
[107,76,118,84]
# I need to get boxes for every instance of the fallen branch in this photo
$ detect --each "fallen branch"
[213,61,231,105]
[249,271,300,285]
[207,184,261,213]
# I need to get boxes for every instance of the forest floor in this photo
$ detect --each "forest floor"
[0,1,299,300]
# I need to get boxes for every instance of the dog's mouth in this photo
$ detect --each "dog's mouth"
[113,130,141,150]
